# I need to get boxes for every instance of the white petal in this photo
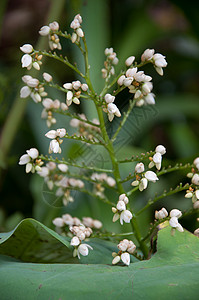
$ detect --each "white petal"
[112,255,121,265]
[39,25,50,36]
[145,171,159,182]
[20,86,31,98]
[139,178,148,191]
[21,54,32,68]
[116,200,126,211]
[52,217,65,227]
[125,56,135,66]
[26,148,39,159]
[58,164,68,172]
[169,209,182,218]
[155,145,166,155]
[45,130,57,139]
[20,44,33,54]
[49,139,60,153]
[121,252,130,266]
[169,216,179,228]
[70,236,80,246]
[56,128,66,138]
[19,154,30,165]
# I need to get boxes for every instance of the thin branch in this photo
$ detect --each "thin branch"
[118,151,154,164]
[136,183,190,216]
[34,50,84,78]
[111,99,136,142]
[39,155,113,173]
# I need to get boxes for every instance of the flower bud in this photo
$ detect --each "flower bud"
[20,44,33,54]
[43,72,52,82]
[53,217,65,227]
[39,25,50,36]
[121,252,130,266]
[125,56,135,66]
[135,162,145,173]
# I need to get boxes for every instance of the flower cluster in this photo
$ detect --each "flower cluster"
[169,209,184,233]
[20,44,42,70]
[91,172,116,196]
[148,145,166,170]
[131,145,166,191]
[45,128,66,153]
[155,207,183,233]
[20,75,47,103]
[70,14,84,43]
[63,81,88,107]
[103,93,121,122]
[101,47,119,79]
[112,239,136,266]
[39,21,61,50]
[185,157,199,209]
[70,224,93,259]
[141,49,167,76]
[19,148,42,173]
[70,114,100,141]
[41,96,68,127]
[112,194,132,225]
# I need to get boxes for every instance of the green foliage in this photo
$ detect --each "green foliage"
[0,223,198,299]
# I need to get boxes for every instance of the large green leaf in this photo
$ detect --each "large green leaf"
[0,225,199,299]
[0,218,116,264]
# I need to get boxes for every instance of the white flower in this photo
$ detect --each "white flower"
[37,166,49,177]
[117,239,129,252]
[119,194,129,204]
[76,28,84,37]
[52,217,65,227]
[127,241,136,254]
[155,207,168,219]
[58,164,68,172]
[57,128,66,138]
[106,176,116,187]
[49,139,61,153]
[43,72,52,82]
[194,157,199,170]
[49,21,59,31]
[144,93,155,105]
[112,255,121,265]
[135,162,145,173]
[105,93,115,103]
[72,80,81,90]
[116,200,126,211]
[155,145,166,155]
[150,152,162,170]
[120,210,132,225]
[121,252,130,266]
[93,220,103,229]
[70,236,80,246]
[125,56,135,66]
[20,44,33,54]
[117,75,125,86]
[26,148,39,159]
[169,209,182,219]
[192,174,199,185]
[169,217,184,232]
[141,49,155,62]
[21,54,32,68]
[19,154,30,165]
[39,25,50,36]
[20,86,31,98]
[126,67,137,78]
[63,83,73,90]
[77,243,93,259]
[26,78,39,88]
[81,83,88,91]
[107,103,121,121]
[45,130,57,139]
[139,178,148,191]
[145,171,159,182]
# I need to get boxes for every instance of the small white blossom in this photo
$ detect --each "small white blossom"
[70,236,81,246]
[58,164,68,172]
[77,244,93,259]
[192,174,199,185]
[20,86,31,98]
[117,75,125,86]
[21,54,32,68]
[120,210,133,225]
[155,207,168,219]
[145,171,159,182]
[105,93,115,104]
[116,200,126,211]
[155,145,166,155]
[52,217,65,227]
[49,139,61,153]
[39,25,50,36]
[125,56,135,66]
[49,21,59,31]
[119,194,129,204]
[43,72,52,82]
[170,209,182,219]
[139,177,148,191]
[135,162,145,173]
[121,252,130,266]
[20,44,33,54]
[141,49,155,62]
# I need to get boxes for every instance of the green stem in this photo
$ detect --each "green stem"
[39,155,113,173]
[111,99,136,142]
[136,183,190,216]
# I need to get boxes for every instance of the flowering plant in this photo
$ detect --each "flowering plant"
[1,12,199,299]
[17,14,199,265]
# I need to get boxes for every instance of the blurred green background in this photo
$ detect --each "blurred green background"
[0,0,199,236]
